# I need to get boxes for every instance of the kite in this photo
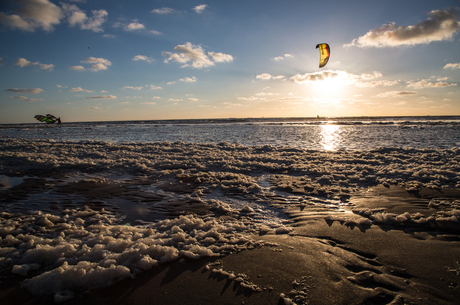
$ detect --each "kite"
[316,43,330,68]
[35,114,61,124]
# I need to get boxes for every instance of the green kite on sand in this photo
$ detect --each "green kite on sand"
[34,114,62,124]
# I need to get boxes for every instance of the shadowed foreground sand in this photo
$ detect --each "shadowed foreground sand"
[1,140,459,304]
[1,186,459,305]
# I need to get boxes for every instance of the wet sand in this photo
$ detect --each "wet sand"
[1,139,459,304]
[1,184,459,305]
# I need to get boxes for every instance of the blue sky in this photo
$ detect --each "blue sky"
[1,0,460,123]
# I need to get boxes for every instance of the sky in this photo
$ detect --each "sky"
[1,0,460,124]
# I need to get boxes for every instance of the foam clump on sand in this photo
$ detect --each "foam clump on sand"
[1,139,460,301]
[353,205,460,226]
[0,206,273,301]
[1,139,459,192]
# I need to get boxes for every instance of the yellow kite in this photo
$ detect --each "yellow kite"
[315,43,330,68]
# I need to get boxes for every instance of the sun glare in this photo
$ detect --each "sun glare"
[312,76,347,98]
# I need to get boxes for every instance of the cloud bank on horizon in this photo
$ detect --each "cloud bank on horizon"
[0,0,460,123]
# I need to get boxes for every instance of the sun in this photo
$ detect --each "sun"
[312,75,348,98]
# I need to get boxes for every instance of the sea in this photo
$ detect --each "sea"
[1,116,460,150]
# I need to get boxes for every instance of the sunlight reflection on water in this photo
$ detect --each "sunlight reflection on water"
[1,122,460,150]
[319,124,342,151]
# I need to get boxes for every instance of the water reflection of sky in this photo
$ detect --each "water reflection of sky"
[0,175,24,190]
[319,125,342,151]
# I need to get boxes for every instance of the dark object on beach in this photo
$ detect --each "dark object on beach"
[34,114,61,124]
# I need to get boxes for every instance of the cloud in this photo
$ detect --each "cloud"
[7,96,42,102]
[149,85,161,90]
[0,0,63,32]
[444,62,460,69]
[15,57,54,70]
[16,58,34,67]
[179,76,197,83]
[87,95,117,99]
[85,106,100,109]
[406,79,457,89]
[272,54,294,61]
[255,92,280,96]
[141,102,156,105]
[132,55,154,63]
[192,4,208,14]
[81,57,111,65]
[359,72,383,80]
[62,3,107,32]
[122,86,143,90]
[355,80,399,88]
[80,57,111,71]
[290,70,399,88]
[256,73,285,80]
[237,96,263,101]
[208,52,233,63]
[70,86,92,92]
[167,98,183,102]
[69,65,85,71]
[188,98,198,101]
[290,71,347,83]
[0,58,3,66]
[163,42,233,69]
[124,20,145,31]
[151,7,177,14]
[344,9,460,47]
[5,88,44,94]
[374,91,418,98]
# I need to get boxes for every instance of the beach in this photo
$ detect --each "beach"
[1,137,459,304]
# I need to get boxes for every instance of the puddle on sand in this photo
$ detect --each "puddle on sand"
[0,175,24,190]
[105,198,168,225]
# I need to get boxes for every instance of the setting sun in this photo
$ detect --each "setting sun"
[312,76,349,98]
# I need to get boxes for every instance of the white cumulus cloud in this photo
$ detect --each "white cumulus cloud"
[256,73,285,80]
[163,42,233,69]
[209,52,233,63]
[179,76,197,83]
[151,7,177,15]
[444,62,460,70]
[272,54,294,61]
[80,57,112,71]
[62,3,108,33]
[132,55,154,63]
[344,9,460,48]
[15,57,54,70]
[70,86,92,93]
[69,65,85,71]
[406,79,457,89]
[124,20,145,31]
[122,86,143,90]
[192,4,208,14]
[0,0,63,32]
